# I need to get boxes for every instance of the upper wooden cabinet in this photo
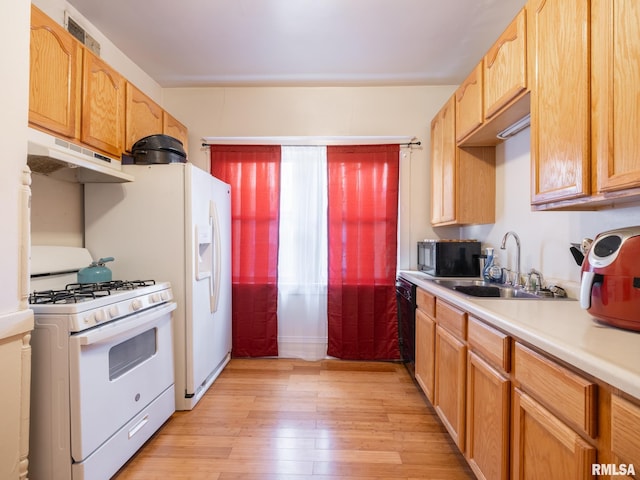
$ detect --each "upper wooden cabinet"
[529,0,590,206]
[29,4,82,139]
[457,8,530,147]
[431,97,456,225]
[81,50,126,158]
[29,5,188,161]
[455,62,483,143]
[431,97,496,226]
[591,0,640,196]
[531,0,640,210]
[163,111,189,153]
[125,83,163,153]
[484,8,528,120]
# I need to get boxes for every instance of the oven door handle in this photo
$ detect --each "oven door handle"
[75,302,177,346]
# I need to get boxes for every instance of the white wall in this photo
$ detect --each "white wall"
[463,128,640,295]
[1,0,30,312]
[163,85,458,269]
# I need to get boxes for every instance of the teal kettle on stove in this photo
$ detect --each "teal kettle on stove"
[77,257,114,284]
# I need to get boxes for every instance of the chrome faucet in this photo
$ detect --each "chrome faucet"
[500,231,521,287]
[527,268,544,292]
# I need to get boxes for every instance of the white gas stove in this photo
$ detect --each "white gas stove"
[29,246,177,480]
[29,279,173,332]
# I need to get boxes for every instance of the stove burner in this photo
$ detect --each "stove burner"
[29,280,156,305]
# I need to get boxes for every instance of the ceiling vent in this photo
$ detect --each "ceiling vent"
[65,12,101,56]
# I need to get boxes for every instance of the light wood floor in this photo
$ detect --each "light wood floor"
[113,358,475,480]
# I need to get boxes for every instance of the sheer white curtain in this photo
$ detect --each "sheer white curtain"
[277,146,328,360]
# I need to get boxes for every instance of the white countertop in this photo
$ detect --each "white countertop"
[400,270,640,400]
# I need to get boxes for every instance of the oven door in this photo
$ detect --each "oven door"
[68,301,176,462]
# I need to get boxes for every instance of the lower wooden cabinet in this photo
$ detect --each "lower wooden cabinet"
[514,342,597,438]
[434,325,467,450]
[512,388,596,480]
[466,351,510,480]
[611,394,640,470]
[407,283,640,480]
[415,308,436,403]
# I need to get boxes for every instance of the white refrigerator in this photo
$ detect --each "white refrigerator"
[85,163,232,410]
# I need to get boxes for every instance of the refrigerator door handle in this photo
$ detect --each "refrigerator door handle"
[209,200,221,313]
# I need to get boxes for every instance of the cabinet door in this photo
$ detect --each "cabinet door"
[592,0,640,193]
[415,308,436,403]
[125,83,163,153]
[431,97,456,225]
[430,110,444,224]
[484,8,527,119]
[529,0,590,205]
[163,111,189,153]
[81,50,126,158]
[434,325,466,450]
[29,5,82,139]
[611,394,640,469]
[456,62,483,142]
[512,389,596,480]
[466,352,510,480]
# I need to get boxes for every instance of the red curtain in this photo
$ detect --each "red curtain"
[210,145,281,357]
[326,144,400,360]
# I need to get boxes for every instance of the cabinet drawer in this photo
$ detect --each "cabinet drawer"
[416,288,435,317]
[611,394,640,467]
[435,299,467,340]
[514,342,597,438]
[468,316,510,372]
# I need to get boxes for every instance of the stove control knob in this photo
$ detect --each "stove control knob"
[161,292,169,301]
[84,313,95,325]
[108,306,119,318]
[132,299,143,311]
[95,310,106,323]
[150,293,161,303]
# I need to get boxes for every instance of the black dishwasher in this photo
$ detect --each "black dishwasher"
[396,276,417,378]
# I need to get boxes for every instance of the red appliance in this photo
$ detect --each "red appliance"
[580,226,640,331]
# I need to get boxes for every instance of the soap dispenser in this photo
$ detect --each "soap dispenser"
[488,255,503,283]
[483,247,494,281]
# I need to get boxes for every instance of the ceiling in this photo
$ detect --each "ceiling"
[67,0,527,88]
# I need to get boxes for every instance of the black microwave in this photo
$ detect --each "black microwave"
[417,240,481,277]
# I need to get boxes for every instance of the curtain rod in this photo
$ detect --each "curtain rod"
[201,136,420,147]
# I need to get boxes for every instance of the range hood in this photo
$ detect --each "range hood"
[27,127,134,183]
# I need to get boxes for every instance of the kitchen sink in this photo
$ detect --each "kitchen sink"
[431,279,561,300]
